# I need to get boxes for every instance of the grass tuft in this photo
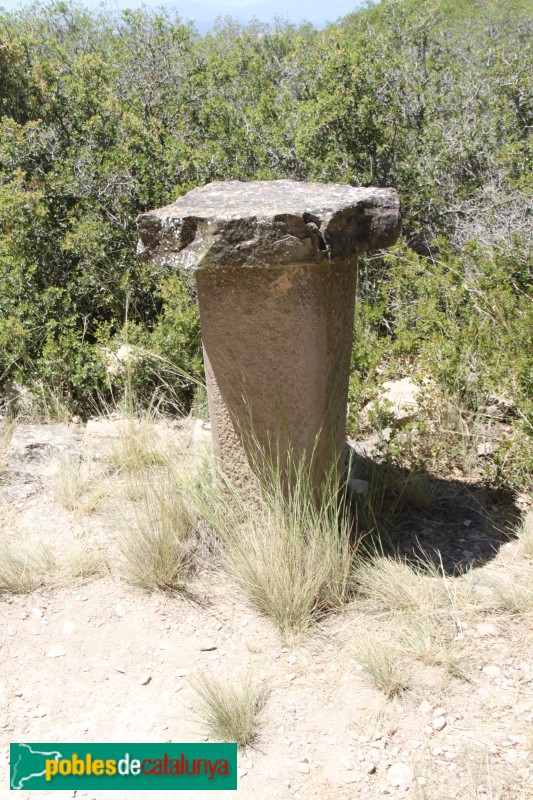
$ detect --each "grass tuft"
[0,533,56,593]
[66,538,106,581]
[53,455,102,514]
[352,630,409,698]
[192,449,356,638]
[0,417,14,472]
[353,555,446,613]
[401,614,470,677]
[190,672,264,747]
[488,576,533,616]
[109,418,172,473]
[115,466,195,592]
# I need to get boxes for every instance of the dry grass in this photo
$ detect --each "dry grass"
[401,614,471,677]
[488,576,533,616]
[108,418,173,473]
[452,748,531,800]
[192,450,356,639]
[353,555,477,682]
[66,538,106,581]
[348,456,434,548]
[53,455,102,514]
[0,417,14,471]
[352,630,409,698]
[518,510,533,558]
[190,672,264,747]
[353,553,482,623]
[353,555,447,613]
[0,532,56,593]
[114,465,195,593]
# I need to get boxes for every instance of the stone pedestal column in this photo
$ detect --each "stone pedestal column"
[137,180,401,489]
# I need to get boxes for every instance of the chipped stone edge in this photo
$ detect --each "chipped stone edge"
[137,185,401,271]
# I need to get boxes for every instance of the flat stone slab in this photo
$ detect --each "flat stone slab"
[137,180,401,270]
[7,424,83,471]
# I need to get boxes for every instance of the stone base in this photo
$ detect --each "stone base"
[196,259,358,490]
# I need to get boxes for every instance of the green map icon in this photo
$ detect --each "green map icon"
[10,743,63,790]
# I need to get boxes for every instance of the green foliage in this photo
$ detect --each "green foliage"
[352,238,532,409]
[0,0,530,490]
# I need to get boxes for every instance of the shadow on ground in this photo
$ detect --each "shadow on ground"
[345,445,522,575]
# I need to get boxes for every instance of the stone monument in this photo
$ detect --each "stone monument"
[137,180,401,489]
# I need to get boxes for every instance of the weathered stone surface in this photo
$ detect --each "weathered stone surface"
[197,258,358,486]
[7,424,82,469]
[138,180,401,489]
[137,180,401,271]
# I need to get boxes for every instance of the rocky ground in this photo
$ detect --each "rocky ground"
[0,417,532,799]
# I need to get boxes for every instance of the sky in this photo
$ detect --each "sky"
[0,0,367,28]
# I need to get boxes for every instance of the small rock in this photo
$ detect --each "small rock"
[387,762,414,791]
[176,669,190,677]
[475,623,498,637]
[483,665,501,679]
[115,604,126,618]
[380,377,422,427]
[7,627,17,637]
[477,442,494,457]
[138,675,152,686]
[286,655,297,665]
[419,700,432,714]
[298,762,310,774]
[7,423,81,465]
[199,641,217,652]
[30,706,48,718]
[366,763,377,774]
[348,478,370,495]
[432,717,446,732]
[31,607,44,619]
[4,483,39,501]
[237,768,248,779]
[46,644,66,658]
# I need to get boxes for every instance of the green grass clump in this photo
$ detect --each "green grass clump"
[190,672,264,747]
[192,448,356,639]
